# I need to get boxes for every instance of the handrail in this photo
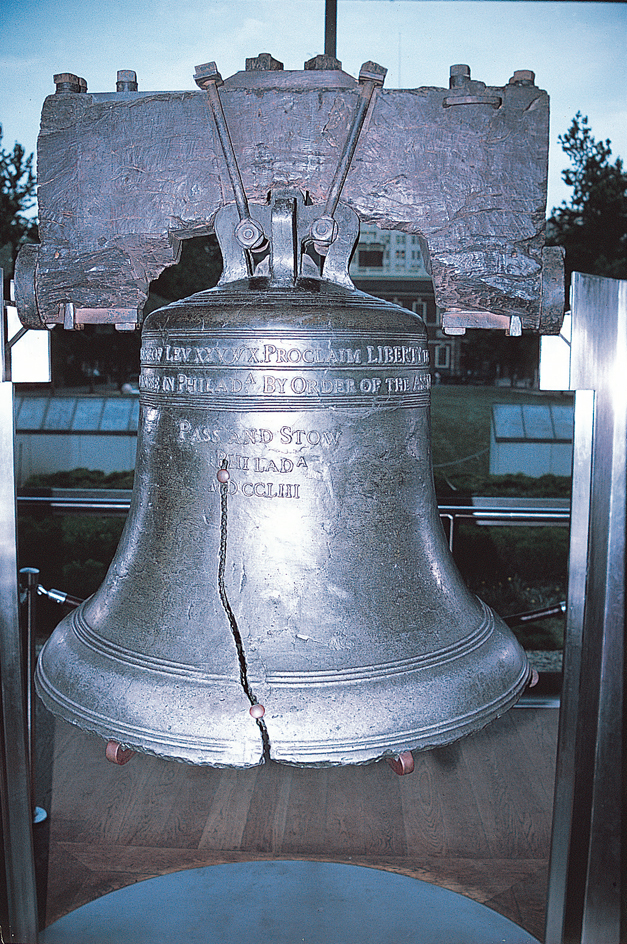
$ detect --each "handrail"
[18,489,571,555]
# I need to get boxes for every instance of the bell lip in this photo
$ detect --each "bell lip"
[265,659,532,767]
[35,602,530,769]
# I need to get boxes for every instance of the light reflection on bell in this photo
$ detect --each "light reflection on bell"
[35,193,529,768]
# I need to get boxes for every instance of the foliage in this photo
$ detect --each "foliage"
[547,112,627,285]
[0,125,37,280]
[24,468,134,489]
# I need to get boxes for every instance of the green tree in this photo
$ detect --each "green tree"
[0,125,38,280]
[547,113,627,285]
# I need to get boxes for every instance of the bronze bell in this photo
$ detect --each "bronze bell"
[35,192,530,767]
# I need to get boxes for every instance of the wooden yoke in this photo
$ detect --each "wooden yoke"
[14,58,564,335]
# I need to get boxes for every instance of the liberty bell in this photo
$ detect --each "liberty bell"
[35,187,530,768]
[35,61,529,768]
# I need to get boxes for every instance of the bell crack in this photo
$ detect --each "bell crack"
[217,460,271,762]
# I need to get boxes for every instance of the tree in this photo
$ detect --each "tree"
[547,113,627,285]
[0,125,38,279]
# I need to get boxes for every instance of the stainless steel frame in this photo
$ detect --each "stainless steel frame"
[545,273,626,943]
[0,273,39,941]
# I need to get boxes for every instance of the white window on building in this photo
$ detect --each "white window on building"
[434,343,451,369]
[412,299,428,319]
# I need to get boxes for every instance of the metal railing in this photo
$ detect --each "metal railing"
[18,489,571,554]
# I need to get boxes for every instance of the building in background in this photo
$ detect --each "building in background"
[349,225,461,380]
[349,225,539,386]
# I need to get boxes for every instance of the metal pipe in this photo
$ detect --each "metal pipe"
[19,567,39,814]
[322,64,385,220]
[325,0,337,59]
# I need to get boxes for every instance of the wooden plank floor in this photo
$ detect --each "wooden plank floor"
[34,705,558,941]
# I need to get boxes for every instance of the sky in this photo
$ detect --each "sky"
[0,0,625,216]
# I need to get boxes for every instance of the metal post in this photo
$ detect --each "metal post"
[325,0,337,59]
[545,274,626,943]
[0,273,39,941]
[20,567,46,824]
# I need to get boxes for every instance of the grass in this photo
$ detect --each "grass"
[430,385,574,494]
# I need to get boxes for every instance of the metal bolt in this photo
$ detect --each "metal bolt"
[358,61,387,87]
[116,70,138,92]
[194,61,223,90]
[304,54,342,71]
[509,70,536,86]
[234,218,266,251]
[449,64,471,89]
[310,215,338,246]
[53,73,87,94]
[245,53,283,72]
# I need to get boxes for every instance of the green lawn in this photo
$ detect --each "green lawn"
[430,384,574,494]
[428,386,572,650]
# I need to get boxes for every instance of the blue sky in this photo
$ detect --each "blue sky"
[1,0,625,214]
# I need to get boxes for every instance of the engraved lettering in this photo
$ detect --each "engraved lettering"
[385,376,409,393]
[339,348,361,364]
[263,376,287,394]
[278,484,300,499]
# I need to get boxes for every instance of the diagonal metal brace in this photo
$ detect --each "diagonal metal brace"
[194,61,267,254]
[311,60,387,253]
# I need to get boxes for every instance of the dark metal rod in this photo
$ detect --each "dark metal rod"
[325,0,337,59]
[20,567,39,813]
[16,492,572,524]
[503,601,566,628]
[323,79,376,219]
[205,81,250,223]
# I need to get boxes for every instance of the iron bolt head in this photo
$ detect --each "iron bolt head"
[53,73,87,94]
[304,54,342,72]
[116,70,138,92]
[509,70,536,86]
[310,216,338,246]
[449,64,471,88]
[359,61,387,87]
[194,61,223,90]
[245,53,283,72]
[234,218,266,251]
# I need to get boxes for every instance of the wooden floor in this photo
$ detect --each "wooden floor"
[34,705,558,942]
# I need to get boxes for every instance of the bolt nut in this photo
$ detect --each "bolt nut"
[53,73,87,94]
[194,61,223,90]
[116,70,138,92]
[245,53,283,72]
[509,69,536,86]
[359,61,387,87]
[304,54,342,71]
[449,64,471,88]
[234,217,266,251]
[310,216,338,246]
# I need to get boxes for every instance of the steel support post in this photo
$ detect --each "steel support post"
[545,273,626,943]
[0,273,39,941]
